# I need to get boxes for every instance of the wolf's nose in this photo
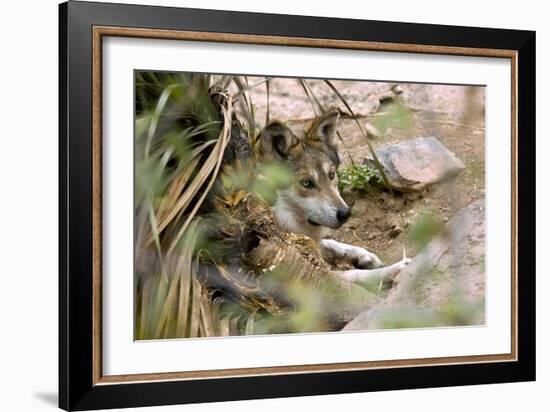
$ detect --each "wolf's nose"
[337,207,351,224]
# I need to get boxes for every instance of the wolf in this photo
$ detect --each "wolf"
[257,109,411,286]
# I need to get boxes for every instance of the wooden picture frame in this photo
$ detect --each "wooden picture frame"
[59,1,535,410]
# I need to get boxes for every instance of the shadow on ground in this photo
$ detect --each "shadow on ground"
[34,392,58,407]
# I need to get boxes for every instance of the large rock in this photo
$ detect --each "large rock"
[366,136,465,192]
[343,199,485,331]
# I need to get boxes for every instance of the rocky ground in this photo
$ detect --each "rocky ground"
[231,77,486,328]
[344,199,486,330]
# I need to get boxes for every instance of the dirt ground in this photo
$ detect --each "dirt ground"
[334,88,486,266]
[235,78,486,269]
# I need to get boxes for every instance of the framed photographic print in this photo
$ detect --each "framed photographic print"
[59,1,536,410]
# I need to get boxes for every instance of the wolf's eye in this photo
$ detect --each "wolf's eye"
[300,179,314,189]
[328,171,335,180]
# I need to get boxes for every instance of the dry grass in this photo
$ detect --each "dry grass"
[134,72,397,340]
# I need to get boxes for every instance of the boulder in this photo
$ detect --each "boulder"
[366,136,465,192]
[343,199,485,331]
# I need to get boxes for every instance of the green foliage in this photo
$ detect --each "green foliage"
[406,212,443,250]
[134,71,231,340]
[338,163,382,193]
[372,100,412,133]
[371,298,484,329]
[323,79,393,191]
[133,72,301,340]
[373,306,442,329]
[441,294,484,326]
[134,72,222,207]
[252,162,294,204]
[243,264,378,336]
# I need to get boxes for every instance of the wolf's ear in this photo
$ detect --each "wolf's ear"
[258,121,297,160]
[308,110,340,149]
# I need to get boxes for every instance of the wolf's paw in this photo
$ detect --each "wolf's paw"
[383,253,413,283]
[394,256,412,271]
[350,247,383,269]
